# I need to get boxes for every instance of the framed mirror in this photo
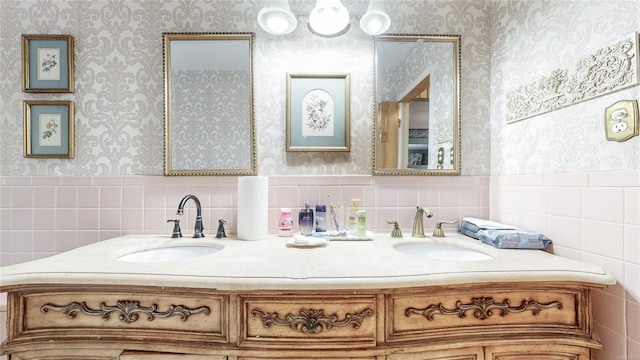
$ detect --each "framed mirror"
[374,34,461,175]
[163,33,256,176]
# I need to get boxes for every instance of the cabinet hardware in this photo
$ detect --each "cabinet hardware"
[41,300,210,323]
[405,296,562,321]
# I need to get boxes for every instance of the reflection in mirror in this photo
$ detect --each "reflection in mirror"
[374,34,460,175]
[163,33,256,175]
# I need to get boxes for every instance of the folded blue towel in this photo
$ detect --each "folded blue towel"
[457,217,518,239]
[477,229,552,249]
[457,226,481,239]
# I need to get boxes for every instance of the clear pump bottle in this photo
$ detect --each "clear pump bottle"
[347,199,361,235]
[315,204,326,232]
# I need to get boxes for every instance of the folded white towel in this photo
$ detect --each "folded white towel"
[462,217,518,230]
[288,233,329,247]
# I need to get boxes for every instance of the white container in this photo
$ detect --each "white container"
[237,176,268,240]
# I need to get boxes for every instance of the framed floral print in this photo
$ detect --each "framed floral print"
[22,34,74,92]
[286,73,350,152]
[24,100,75,158]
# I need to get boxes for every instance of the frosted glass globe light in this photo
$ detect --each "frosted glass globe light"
[309,0,350,36]
[359,1,390,35]
[266,14,290,33]
[366,18,382,33]
[257,0,297,35]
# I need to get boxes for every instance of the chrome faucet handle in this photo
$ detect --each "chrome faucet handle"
[386,221,403,238]
[167,219,182,238]
[432,220,458,238]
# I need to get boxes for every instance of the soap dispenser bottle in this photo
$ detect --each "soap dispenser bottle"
[315,204,326,232]
[347,199,361,235]
[356,210,366,237]
[298,201,314,235]
[278,208,293,237]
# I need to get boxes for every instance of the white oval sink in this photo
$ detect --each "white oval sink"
[117,245,221,263]
[394,243,492,261]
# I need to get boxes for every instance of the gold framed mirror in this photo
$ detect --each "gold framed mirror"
[374,34,461,175]
[163,32,256,176]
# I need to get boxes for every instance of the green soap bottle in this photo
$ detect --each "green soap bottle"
[356,210,366,237]
[347,198,361,235]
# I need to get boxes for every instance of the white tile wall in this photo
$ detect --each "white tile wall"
[490,170,640,360]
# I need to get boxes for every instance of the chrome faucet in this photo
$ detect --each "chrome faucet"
[177,194,205,238]
[412,206,433,238]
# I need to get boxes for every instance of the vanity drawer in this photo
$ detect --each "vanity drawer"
[387,286,587,343]
[239,294,377,348]
[9,286,228,345]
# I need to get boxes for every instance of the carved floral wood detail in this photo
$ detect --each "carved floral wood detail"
[251,308,373,334]
[505,33,639,123]
[41,300,210,324]
[404,296,563,321]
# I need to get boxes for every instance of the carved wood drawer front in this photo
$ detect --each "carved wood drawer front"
[120,352,226,360]
[238,357,378,360]
[12,288,228,344]
[239,295,377,348]
[387,288,585,343]
[8,348,121,360]
[484,344,591,360]
[387,346,485,360]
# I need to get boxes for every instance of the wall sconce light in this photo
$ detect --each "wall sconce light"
[257,0,297,35]
[257,0,391,37]
[359,1,391,35]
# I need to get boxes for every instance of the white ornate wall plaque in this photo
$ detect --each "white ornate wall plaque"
[506,32,639,124]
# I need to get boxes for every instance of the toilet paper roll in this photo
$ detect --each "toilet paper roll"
[237,176,269,240]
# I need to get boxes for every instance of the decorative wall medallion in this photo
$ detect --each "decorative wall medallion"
[251,308,373,334]
[405,297,562,321]
[41,300,210,324]
[506,32,639,123]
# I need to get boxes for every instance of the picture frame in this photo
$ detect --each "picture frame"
[286,73,350,152]
[24,100,75,158]
[22,34,74,92]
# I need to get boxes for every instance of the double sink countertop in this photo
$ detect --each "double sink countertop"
[0,233,616,291]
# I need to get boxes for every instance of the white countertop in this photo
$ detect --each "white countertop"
[0,233,615,291]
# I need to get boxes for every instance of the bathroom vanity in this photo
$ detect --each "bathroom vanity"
[0,234,615,359]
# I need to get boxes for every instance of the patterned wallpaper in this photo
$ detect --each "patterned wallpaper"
[0,0,492,176]
[490,0,639,175]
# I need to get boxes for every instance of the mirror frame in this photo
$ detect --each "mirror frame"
[163,32,257,176]
[373,34,461,176]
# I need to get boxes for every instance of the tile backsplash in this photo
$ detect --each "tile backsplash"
[0,174,489,266]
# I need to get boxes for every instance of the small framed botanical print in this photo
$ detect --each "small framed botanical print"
[286,73,350,152]
[24,100,75,158]
[22,34,74,92]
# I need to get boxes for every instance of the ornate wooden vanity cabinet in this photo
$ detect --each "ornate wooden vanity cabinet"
[2,281,603,359]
